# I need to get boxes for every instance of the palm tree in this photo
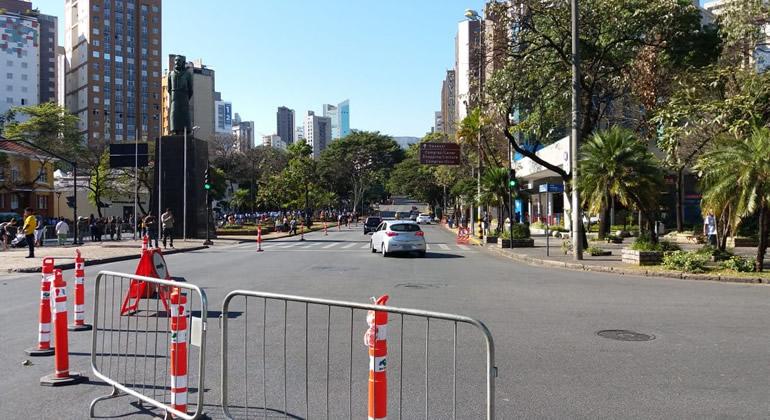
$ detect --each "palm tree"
[481,167,512,233]
[578,126,663,239]
[696,126,770,272]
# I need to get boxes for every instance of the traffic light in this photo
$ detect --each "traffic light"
[204,166,211,190]
[508,169,518,189]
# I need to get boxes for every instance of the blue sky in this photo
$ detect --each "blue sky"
[34,0,487,138]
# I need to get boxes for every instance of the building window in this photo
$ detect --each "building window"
[6,73,12,79]
[37,195,48,210]
[93,51,100,58]
[10,195,19,210]
[21,74,27,81]
[38,169,48,183]
[21,62,28,69]
[11,166,20,182]
[5,85,11,92]
[6,97,13,104]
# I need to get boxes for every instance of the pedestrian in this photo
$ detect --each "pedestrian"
[144,213,159,248]
[116,217,123,240]
[96,218,105,242]
[22,207,37,258]
[161,208,175,249]
[55,217,69,246]
[290,218,297,236]
[0,218,17,251]
[108,217,116,240]
[34,214,45,247]
[704,209,717,246]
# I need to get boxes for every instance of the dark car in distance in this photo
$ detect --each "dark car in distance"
[363,216,382,234]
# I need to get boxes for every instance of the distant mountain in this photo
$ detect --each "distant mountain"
[392,136,420,149]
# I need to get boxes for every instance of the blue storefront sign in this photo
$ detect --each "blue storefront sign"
[538,183,564,193]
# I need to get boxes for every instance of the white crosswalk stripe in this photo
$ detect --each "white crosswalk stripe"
[322,243,339,249]
[341,243,357,249]
[279,243,299,248]
[361,243,370,249]
[438,244,450,250]
[426,244,431,250]
[457,244,470,250]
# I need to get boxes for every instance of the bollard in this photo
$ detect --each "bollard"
[69,249,92,331]
[364,295,389,420]
[256,224,263,252]
[40,269,87,386]
[26,257,56,356]
[169,288,189,414]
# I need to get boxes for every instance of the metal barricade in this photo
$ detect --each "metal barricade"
[221,291,496,419]
[89,271,208,420]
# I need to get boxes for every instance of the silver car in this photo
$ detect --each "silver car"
[369,220,426,257]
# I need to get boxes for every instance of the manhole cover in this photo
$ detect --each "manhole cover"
[597,330,655,341]
[394,283,445,289]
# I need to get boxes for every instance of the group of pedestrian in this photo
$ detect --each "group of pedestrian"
[135,209,175,249]
[85,215,126,242]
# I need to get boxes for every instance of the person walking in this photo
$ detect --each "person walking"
[55,217,69,246]
[704,209,717,247]
[161,208,175,249]
[1,218,17,251]
[22,207,37,258]
[144,213,158,248]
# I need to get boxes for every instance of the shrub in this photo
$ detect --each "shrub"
[658,240,681,252]
[721,256,755,273]
[500,223,531,239]
[662,251,708,273]
[630,233,680,252]
[586,246,607,256]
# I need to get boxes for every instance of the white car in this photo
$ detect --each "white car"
[370,220,427,257]
[415,214,432,224]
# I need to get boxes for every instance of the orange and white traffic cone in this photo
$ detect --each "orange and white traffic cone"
[364,295,389,420]
[256,224,263,252]
[141,234,149,251]
[27,257,56,356]
[169,289,189,414]
[69,250,92,331]
[40,269,87,386]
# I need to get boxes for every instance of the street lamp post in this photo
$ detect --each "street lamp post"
[571,0,584,260]
[465,9,485,239]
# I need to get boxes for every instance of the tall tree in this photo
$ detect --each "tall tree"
[696,126,770,272]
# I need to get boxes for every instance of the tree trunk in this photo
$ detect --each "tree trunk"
[675,168,684,232]
[755,202,768,273]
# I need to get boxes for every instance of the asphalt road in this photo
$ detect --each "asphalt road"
[1,223,768,419]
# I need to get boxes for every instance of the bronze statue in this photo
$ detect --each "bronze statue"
[167,55,193,135]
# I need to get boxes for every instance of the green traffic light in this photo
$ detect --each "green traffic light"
[204,183,211,190]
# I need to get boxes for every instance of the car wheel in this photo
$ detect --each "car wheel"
[381,243,387,257]
[370,240,376,253]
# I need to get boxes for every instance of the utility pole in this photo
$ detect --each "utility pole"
[571,0,584,260]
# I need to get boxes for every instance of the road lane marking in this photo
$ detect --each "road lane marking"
[426,244,431,250]
[280,243,299,248]
[457,244,470,250]
[361,243,370,249]
[322,243,339,249]
[438,244,450,250]
[341,243,357,249]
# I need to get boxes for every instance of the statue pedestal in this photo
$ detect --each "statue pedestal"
[151,135,210,239]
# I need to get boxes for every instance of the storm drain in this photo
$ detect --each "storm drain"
[597,330,655,341]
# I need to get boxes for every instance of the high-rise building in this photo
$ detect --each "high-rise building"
[295,125,304,142]
[322,99,351,139]
[233,120,254,152]
[440,69,456,137]
[261,134,286,150]
[161,56,216,141]
[276,106,295,144]
[322,103,338,139]
[304,111,331,158]
[455,19,481,123]
[1,0,59,109]
[338,99,350,138]
[703,0,770,71]
[64,0,163,144]
[434,111,444,134]
[0,7,39,116]
[215,99,232,134]
[56,46,67,107]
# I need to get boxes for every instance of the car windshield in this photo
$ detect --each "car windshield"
[365,218,381,225]
[390,223,421,232]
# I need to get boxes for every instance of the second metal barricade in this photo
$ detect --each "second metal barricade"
[221,290,496,419]
[89,271,208,420]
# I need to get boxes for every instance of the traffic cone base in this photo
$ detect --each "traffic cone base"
[68,323,92,332]
[25,347,55,357]
[40,371,87,387]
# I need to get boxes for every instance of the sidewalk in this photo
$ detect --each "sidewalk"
[441,224,769,285]
[0,238,207,273]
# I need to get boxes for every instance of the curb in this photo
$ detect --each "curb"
[439,223,766,285]
[12,245,209,273]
